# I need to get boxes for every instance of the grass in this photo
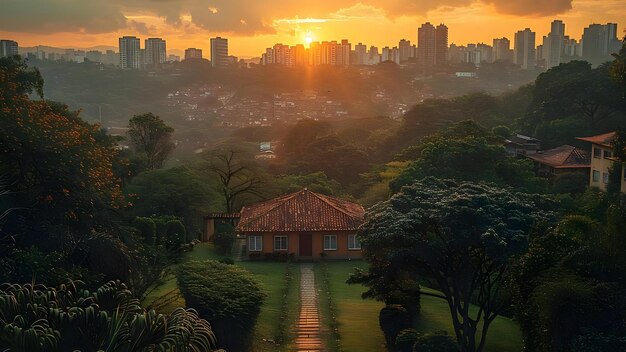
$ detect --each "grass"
[318,261,522,352]
[142,242,299,352]
[415,290,522,352]
[317,261,386,352]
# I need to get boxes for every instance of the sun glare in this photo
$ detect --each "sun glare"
[304,32,313,47]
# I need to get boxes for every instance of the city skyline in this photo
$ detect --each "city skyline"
[1,0,625,58]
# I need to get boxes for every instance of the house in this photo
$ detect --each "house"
[577,132,626,193]
[505,134,541,156]
[235,189,365,260]
[525,145,590,178]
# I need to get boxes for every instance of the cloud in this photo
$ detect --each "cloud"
[128,20,158,36]
[0,0,127,34]
[0,0,577,36]
[484,0,573,17]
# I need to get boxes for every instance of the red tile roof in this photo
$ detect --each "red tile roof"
[527,145,591,169]
[236,189,365,232]
[576,132,617,148]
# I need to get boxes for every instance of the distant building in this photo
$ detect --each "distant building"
[210,37,229,68]
[145,38,166,66]
[167,54,180,62]
[417,22,447,70]
[86,50,103,63]
[493,37,513,62]
[119,36,141,69]
[543,20,565,70]
[354,43,367,64]
[582,23,621,67]
[417,22,436,69]
[435,24,449,66]
[0,40,18,58]
[577,132,626,193]
[514,28,536,70]
[505,134,541,156]
[184,47,203,60]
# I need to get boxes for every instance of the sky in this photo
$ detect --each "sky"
[0,0,625,58]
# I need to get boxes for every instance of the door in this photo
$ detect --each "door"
[299,233,312,257]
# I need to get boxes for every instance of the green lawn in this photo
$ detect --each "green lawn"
[318,261,386,352]
[318,261,522,352]
[142,242,299,352]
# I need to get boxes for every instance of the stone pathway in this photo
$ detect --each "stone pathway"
[295,264,325,352]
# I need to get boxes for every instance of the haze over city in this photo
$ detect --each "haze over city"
[1,0,625,57]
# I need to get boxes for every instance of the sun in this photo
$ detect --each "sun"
[304,32,313,46]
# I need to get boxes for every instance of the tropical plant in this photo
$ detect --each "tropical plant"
[0,280,218,351]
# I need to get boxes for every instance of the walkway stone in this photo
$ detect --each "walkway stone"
[295,264,325,352]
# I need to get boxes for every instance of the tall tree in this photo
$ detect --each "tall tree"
[353,178,555,352]
[127,113,174,170]
[206,149,265,213]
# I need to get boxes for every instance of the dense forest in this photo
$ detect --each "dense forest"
[1,37,626,351]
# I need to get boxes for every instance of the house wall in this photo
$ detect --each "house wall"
[245,230,362,260]
[589,144,615,191]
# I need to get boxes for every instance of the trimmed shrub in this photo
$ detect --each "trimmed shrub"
[379,304,410,350]
[412,331,459,352]
[178,260,265,351]
[396,328,420,352]
[165,219,186,250]
[133,217,156,245]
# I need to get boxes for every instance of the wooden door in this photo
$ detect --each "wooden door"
[299,233,312,257]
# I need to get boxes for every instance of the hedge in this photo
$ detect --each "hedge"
[178,260,265,351]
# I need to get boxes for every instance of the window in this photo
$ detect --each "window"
[593,170,600,182]
[348,234,361,250]
[274,236,288,251]
[323,235,337,250]
[249,236,263,251]
[604,150,613,159]
[623,166,626,181]
[603,172,610,184]
[593,147,601,159]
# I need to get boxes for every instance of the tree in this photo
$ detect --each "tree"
[124,166,221,233]
[390,121,545,194]
[206,149,265,213]
[127,113,175,170]
[354,178,555,352]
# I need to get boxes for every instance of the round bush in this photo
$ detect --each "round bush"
[178,260,265,351]
[165,219,186,250]
[396,328,420,352]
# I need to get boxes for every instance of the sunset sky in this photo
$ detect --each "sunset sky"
[1,0,625,58]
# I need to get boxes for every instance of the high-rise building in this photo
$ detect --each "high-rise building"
[418,23,448,70]
[399,39,412,62]
[337,40,351,66]
[368,46,380,65]
[145,38,166,66]
[514,28,536,70]
[493,37,513,62]
[0,40,19,58]
[582,23,621,67]
[210,37,229,68]
[435,24,449,66]
[417,22,436,69]
[354,43,367,65]
[543,20,565,70]
[184,48,203,60]
[119,36,141,69]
